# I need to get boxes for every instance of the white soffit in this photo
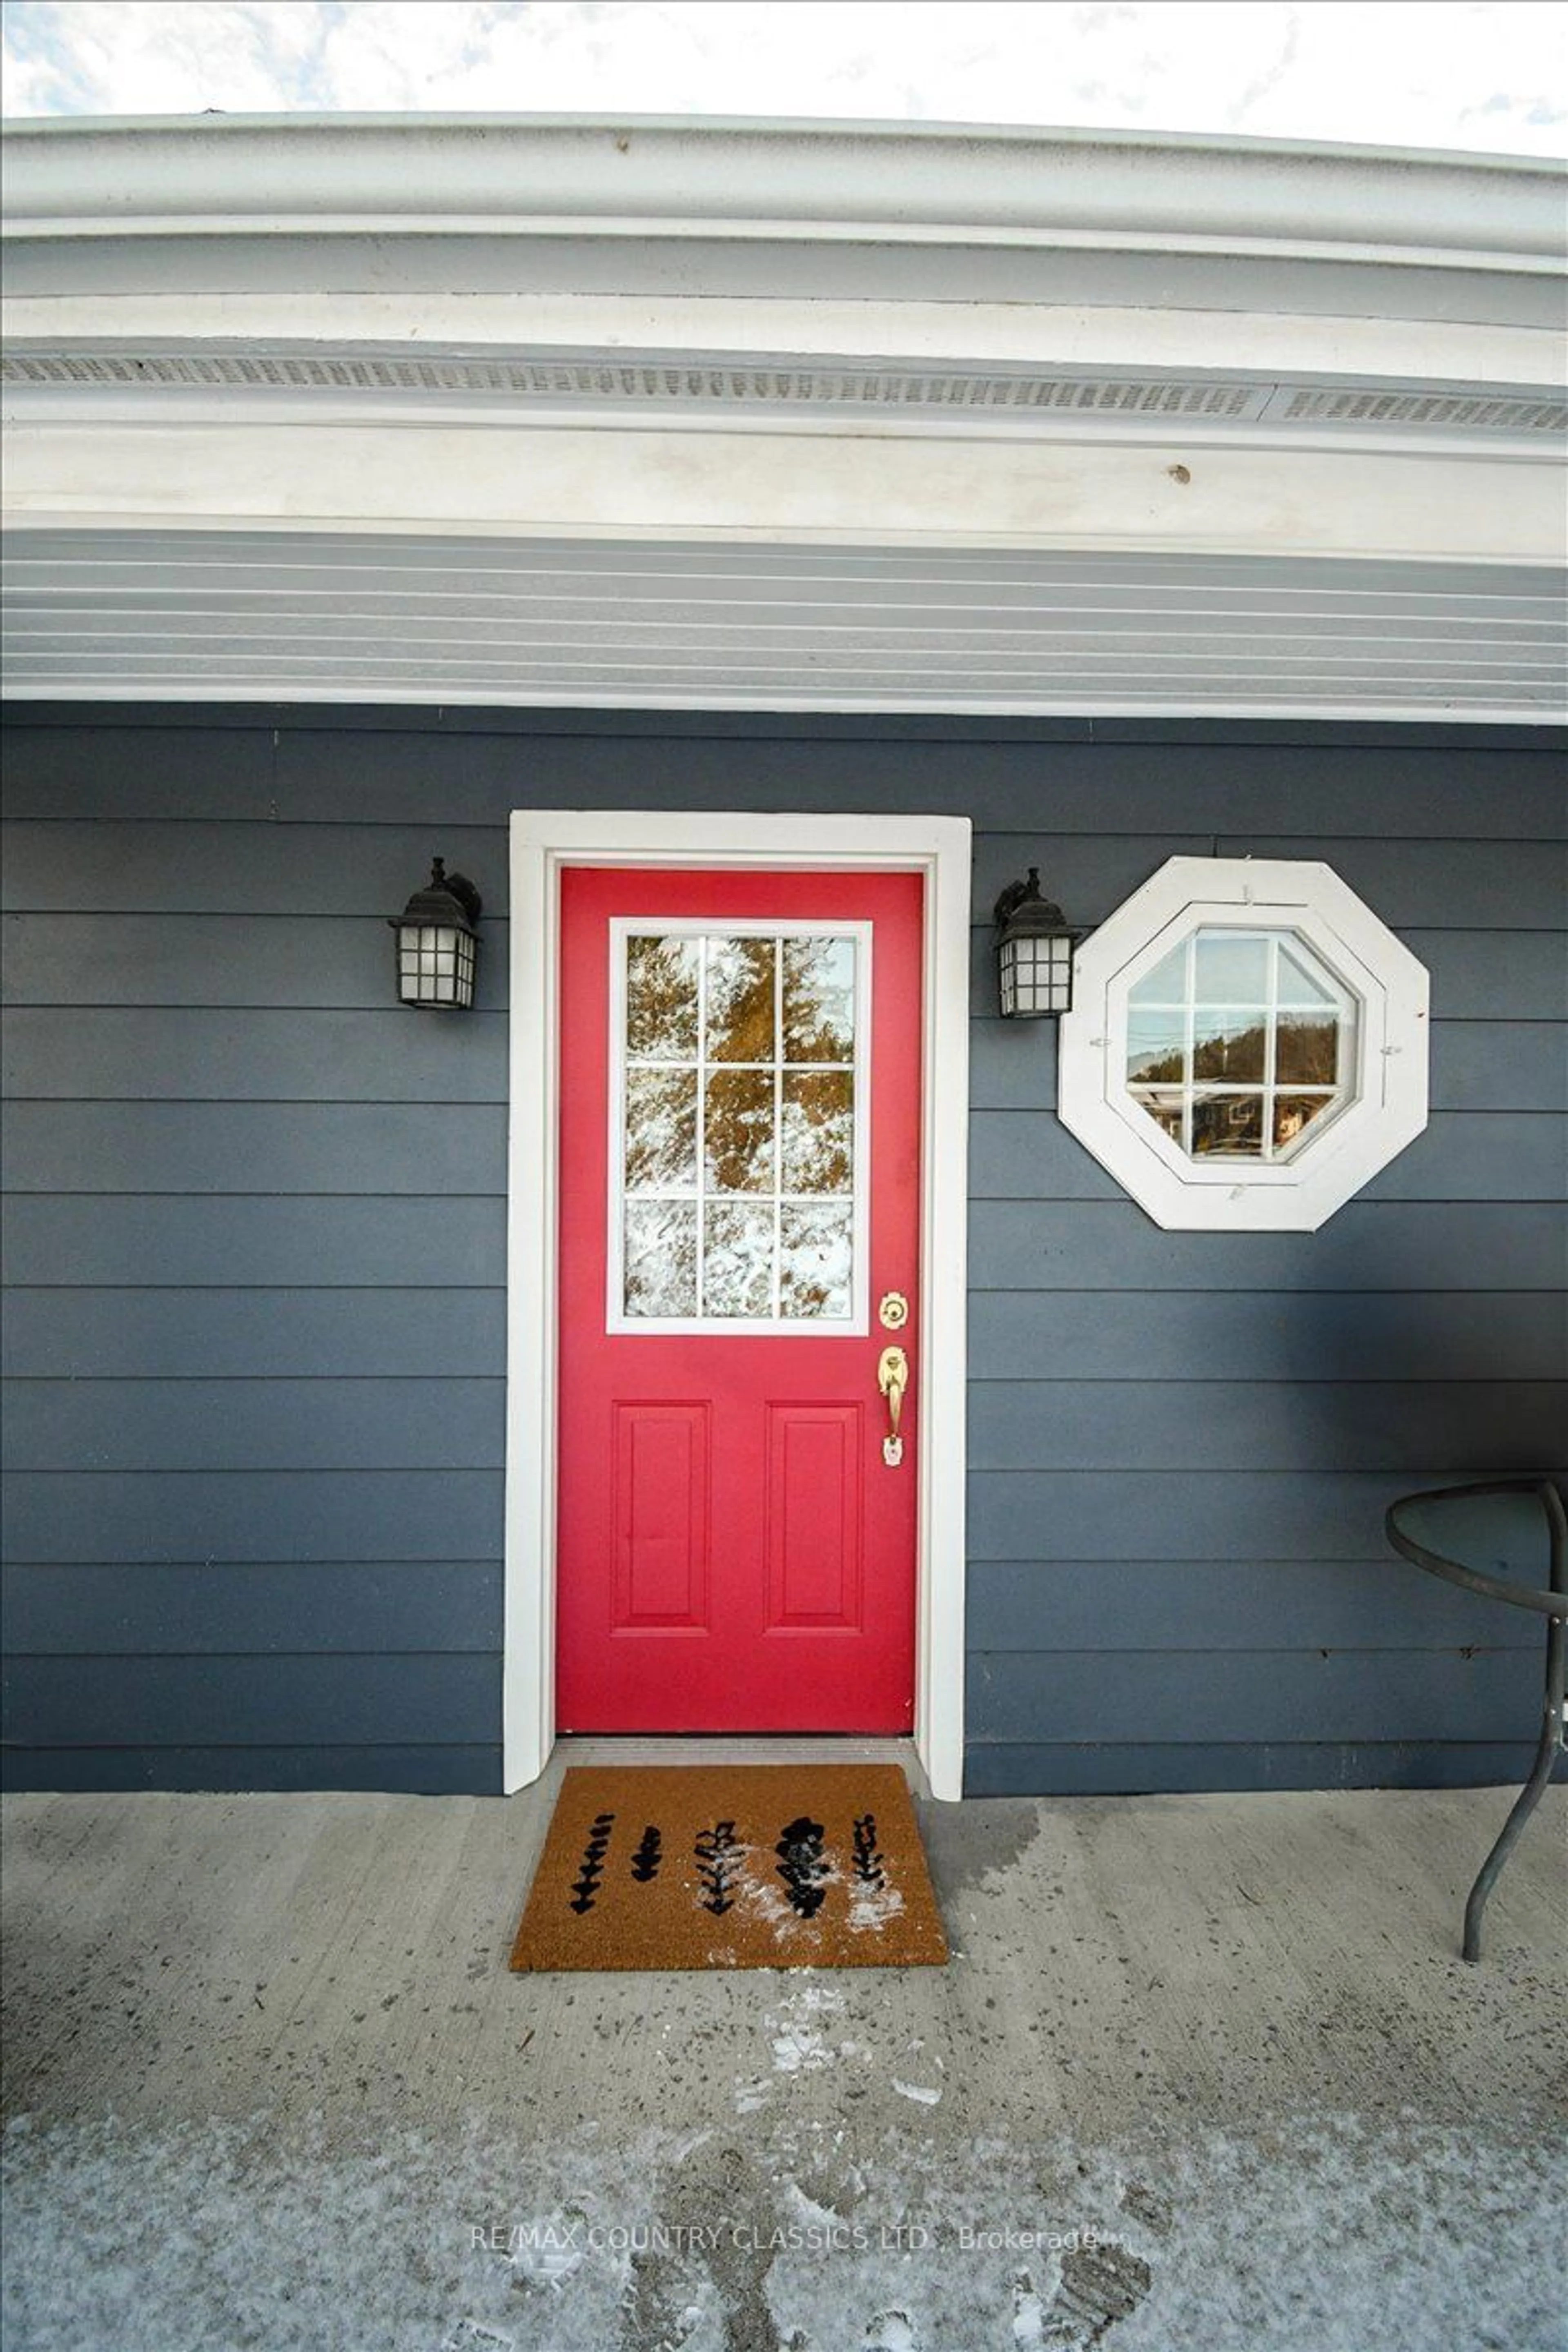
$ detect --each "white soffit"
[2,118,1563,720]
[3,531,1562,719]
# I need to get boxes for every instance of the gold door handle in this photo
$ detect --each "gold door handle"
[877,1346,909,1467]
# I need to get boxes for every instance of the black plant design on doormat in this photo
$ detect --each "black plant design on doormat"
[695,1821,741,1915]
[568,1811,615,1914]
[775,1815,830,1918]
[852,1813,887,1890]
[630,1826,663,1883]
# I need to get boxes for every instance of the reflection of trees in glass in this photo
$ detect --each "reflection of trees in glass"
[704,1202,773,1316]
[782,1073,853,1194]
[1193,1021,1266,1082]
[1277,1017,1338,1084]
[624,1068,697,1191]
[624,1201,698,1316]
[626,936,699,1058]
[784,938,856,1062]
[707,938,775,1061]
[780,1204,853,1317]
[622,930,858,1320]
[704,1069,775,1192]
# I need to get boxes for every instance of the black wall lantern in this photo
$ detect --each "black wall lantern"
[390,858,482,1009]
[993,868,1078,1018]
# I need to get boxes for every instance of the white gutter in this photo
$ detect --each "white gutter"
[3,114,1564,274]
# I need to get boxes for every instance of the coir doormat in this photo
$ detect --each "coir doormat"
[509,1764,948,1972]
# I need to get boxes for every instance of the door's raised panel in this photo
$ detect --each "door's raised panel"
[611,1403,710,1630]
[765,1403,864,1632]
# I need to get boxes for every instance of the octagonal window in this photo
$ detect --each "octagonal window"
[1125,927,1359,1164]
[1057,857,1430,1232]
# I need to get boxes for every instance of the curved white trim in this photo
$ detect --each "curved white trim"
[503,809,972,1801]
[5,116,1561,274]
[1058,856,1430,1232]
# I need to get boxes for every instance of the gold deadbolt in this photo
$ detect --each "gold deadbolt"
[878,1291,909,1331]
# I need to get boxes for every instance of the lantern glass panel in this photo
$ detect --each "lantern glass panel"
[999,931,1073,1017]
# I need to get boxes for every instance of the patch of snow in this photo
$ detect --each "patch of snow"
[847,1878,906,1935]
[3,2105,1566,2352]
[864,2312,919,2352]
[890,2080,942,2107]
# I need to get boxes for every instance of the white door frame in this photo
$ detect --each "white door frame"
[503,809,972,1800]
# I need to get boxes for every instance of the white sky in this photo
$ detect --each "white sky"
[0,0,1564,157]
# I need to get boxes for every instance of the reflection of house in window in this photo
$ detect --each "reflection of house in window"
[1124,928,1355,1165]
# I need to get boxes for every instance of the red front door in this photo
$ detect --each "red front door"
[556,866,923,1732]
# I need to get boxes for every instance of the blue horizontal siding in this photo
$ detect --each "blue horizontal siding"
[1,1379,506,1472]
[2,1007,508,1102]
[2,1102,510,1194]
[965,1648,1547,1745]
[3,706,1564,1795]
[969,1200,1563,1293]
[962,1742,1561,1796]
[1,1196,506,1288]
[0,1745,500,1794]
[969,1292,1566,1382]
[2,1469,504,1565]
[965,1469,1561,1563]
[967,1380,1565,1471]
[1,1653,501,1747]
[2,1289,505,1379]
[1,1561,502,1654]
[9,717,1562,838]
[965,1558,1542,1653]
[0,821,512,918]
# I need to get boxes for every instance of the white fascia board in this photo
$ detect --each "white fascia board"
[4,115,1563,275]
[6,422,1562,567]
[6,299,1563,402]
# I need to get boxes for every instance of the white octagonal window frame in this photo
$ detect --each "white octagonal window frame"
[1058,857,1430,1232]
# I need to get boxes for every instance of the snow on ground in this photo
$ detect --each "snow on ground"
[3,2103,1564,2352]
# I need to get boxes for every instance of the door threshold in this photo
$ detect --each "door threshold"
[547,1733,929,1797]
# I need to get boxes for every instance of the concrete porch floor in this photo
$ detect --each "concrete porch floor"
[2,1748,1565,2352]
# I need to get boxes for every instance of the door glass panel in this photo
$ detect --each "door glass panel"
[781,1071,854,1194]
[783,937,857,1062]
[706,937,776,1062]
[779,1203,854,1319]
[704,1068,776,1194]
[617,927,864,1324]
[626,934,701,1059]
[624,1200,699,1317]
[624,1067,698,1192]
[703,1201,775,1318]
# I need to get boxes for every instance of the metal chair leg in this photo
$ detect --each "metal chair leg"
[1462,1616,1566,1963]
